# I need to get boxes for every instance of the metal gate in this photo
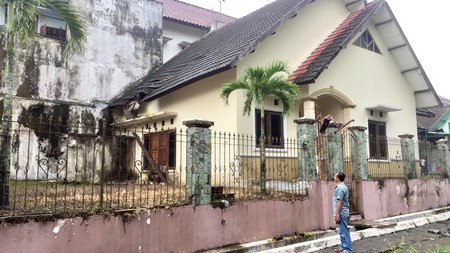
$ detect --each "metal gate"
[317,130,360,214]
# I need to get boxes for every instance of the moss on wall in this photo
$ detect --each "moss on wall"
[16,44,40,98]
[19,103,71,158]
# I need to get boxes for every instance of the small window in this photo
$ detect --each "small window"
[255,109,284,148]
[0,6,6,26]
[368,120,388,159]
[37,9,67,40]
[353,30,380,54]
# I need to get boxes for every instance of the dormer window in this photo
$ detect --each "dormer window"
[37,8,67,40]
[178,41,191,50]
[353,30,380,54]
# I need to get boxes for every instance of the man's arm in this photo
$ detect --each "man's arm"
[335,199,343,223]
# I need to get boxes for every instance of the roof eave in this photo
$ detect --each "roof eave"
[382,3,442,108]
[141,65,232,103]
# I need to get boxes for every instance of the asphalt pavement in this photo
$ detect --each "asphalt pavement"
[258,207,450,253]
[316,219,450,253]
[205,207,450,253]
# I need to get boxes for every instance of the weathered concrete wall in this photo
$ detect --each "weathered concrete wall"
[1,0,163,180]
[359,179,450,220]
[7,0,162,105]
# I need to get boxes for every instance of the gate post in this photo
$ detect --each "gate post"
[183,119,214,205]
[294,118,317,180]
[436,139,449,177]
[348,126,368,180]
[325,123,343,180]
[399,134,416,179]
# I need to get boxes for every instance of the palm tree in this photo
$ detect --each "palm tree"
[220,61,300,193]
[0,0,88,207]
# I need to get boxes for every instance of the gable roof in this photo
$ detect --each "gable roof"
[417,96,450,130]
[157,0,236,29]
[109,0,313,107]
[290,0,441,108]
[289,1,383,83]
[110,0,441,109]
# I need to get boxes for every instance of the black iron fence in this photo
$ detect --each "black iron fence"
[210,132,308,201]
[0,115,447,218]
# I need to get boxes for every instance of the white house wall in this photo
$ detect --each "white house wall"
[140,69,237,130]
[162,20,208,63]
[314,22,418,138]
[235,0,350,137]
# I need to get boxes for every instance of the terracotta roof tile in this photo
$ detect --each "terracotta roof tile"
[157,0,236,28]
[290,0,384,84]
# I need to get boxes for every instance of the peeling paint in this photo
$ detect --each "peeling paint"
[396,185,401,195]
[53,219,67,234]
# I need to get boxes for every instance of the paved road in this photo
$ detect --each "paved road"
[315,219,450,252]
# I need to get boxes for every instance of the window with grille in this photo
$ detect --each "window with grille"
[368,120,388,159]
[37,12,67,40]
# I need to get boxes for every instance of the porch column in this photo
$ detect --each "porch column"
[436,139,450,176]
[399,134,416,179]
[294,118,317,180]
[325,123,343,180]
[302,97,317,119]
[342,105,356,124]
[348,126,368,180]
[183,119,214,205]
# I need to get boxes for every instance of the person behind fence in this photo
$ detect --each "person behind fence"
[333,172,352,253]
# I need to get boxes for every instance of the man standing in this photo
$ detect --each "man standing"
[333,172,352,253]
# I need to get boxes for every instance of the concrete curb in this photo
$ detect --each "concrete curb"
[258,206,450,253]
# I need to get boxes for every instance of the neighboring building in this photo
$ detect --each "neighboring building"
[156,0,236,63]
[110,0,441,174]
[1,0,163,180]
[416,95,450,175]
[417,96,450,142]
[416,96,450,174]
[0,0,235,181]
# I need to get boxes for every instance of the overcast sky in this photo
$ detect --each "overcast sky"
[180,0,449,99]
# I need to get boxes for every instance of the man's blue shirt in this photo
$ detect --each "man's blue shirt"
[333,182,350,216]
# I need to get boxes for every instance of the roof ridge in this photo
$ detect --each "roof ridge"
[159,0,236,19]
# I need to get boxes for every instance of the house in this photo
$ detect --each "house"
[417,96,450,174]
[156,0,236,63]
[109,0,441,175]
[417,96,450,142]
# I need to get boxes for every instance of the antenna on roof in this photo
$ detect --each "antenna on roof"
[218,0,225,15]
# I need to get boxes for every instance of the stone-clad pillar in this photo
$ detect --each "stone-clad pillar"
[399,134,416,179]
[183,119,214,205]
[325,123,343,180]
[436,139,450,177]
[348,126,368,180]
[294,118,317,180]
